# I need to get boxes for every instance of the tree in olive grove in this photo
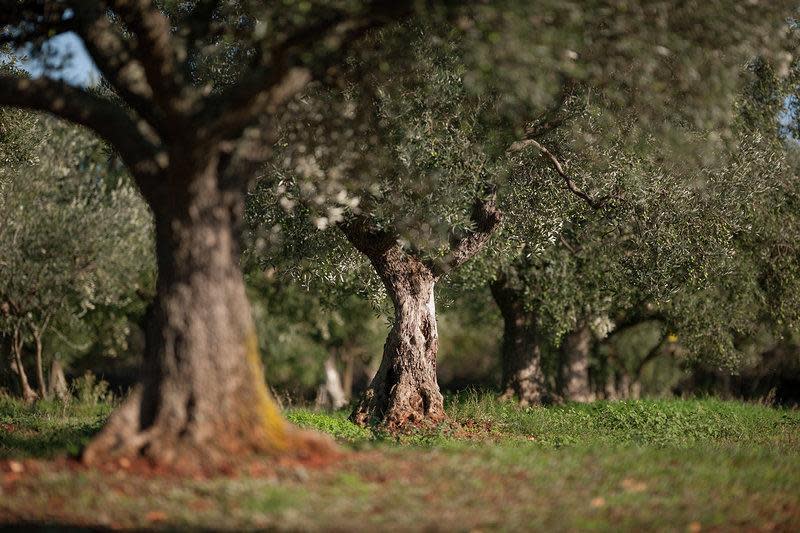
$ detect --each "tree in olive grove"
[0,0,427,466]
[1,1,793,458]
[0,106,152,403]
[476,63,798,405]
[255,0,794,425]
[253,32,509,428]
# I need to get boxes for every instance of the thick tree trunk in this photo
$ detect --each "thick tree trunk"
[560,324,595,402]
[350,245,444,428]
[11,328,37,403]
[490,279,547,406]
[83,159,320,468]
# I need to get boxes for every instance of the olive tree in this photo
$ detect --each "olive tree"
[2,0,792,455]
[1,0,427,466]
[475,67,797,405]
[251,31,510,428]
[0,106,152,402]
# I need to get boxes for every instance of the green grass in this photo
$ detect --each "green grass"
[1,393,798,531]
[0,395,113,459]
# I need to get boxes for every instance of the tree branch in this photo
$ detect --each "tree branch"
[508,138,611,210]
[430,193,503,277]
[200,66,313,145]
[607,312,665,341]
[0,74,162,192]
[107,0,184,120]
[70,3,162,129]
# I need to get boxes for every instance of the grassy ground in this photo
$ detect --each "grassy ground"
[1,393,798,531]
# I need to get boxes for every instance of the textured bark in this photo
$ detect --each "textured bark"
[82,158,297,467]
[490,279,547,406]
[342,197,501,429]
[561,324,595,402]
[348,239,445,428]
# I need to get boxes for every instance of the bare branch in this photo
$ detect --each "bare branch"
[430,194,503,277]
[107,0,184,120]
[0,74,161,190]
[70,3,162,128]
[509,138,610,210]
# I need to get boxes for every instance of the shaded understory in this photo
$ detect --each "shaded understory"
[1,394,798,531]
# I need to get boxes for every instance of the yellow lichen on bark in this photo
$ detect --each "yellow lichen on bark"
[246,330,289,451]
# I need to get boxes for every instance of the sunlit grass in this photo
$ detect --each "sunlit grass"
[1,393,798,530]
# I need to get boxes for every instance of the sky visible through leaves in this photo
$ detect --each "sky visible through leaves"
[3,32,97,86]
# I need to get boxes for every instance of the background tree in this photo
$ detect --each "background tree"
[0,105,151,402]
[1,0,793,461]
[472,61,798,405]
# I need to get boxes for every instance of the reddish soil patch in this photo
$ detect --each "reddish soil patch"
[1,427,345,482]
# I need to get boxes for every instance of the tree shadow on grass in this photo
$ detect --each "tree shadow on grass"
[0,420,104,459]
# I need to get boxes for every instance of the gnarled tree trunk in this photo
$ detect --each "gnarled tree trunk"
[342,197,501,429]
[83,159,306,468]
[490,278,547,406]
[349,242,445,428]
[560,323,595,402]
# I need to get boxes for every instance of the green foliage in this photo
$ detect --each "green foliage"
[287,410,371,442]
[245,268,385,398]
[249,25,517,279]
[0,107,153,376]
[458,1,795,146]
[69,372,115,407]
